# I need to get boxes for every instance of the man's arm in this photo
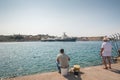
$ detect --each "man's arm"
[56,57,59,63]
[68,56,70,61]
[100,48,104,56]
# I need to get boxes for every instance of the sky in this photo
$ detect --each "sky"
[0,0,120,37]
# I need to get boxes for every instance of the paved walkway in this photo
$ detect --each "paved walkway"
[2,62,120,80]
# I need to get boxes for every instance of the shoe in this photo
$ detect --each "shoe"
[58,71,61,73]
[103,67,108,69]
[109,67,111,69]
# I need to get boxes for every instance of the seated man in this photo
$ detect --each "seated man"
[56,49,70,73]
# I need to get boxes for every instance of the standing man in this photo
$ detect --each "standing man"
[56,49,70,73]
[100,36,112,69]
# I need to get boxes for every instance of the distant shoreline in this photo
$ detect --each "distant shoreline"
[0,34,103,42]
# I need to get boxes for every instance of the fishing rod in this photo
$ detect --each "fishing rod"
[114,34,119,50]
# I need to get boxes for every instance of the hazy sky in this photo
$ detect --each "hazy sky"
[0,0,120,37]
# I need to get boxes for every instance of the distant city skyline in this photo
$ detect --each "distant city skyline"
[0,0,120,37]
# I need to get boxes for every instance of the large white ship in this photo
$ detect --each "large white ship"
[41,33,77,42]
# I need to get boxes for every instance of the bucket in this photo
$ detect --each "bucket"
[61,68,68,76]
[73,65,80,75]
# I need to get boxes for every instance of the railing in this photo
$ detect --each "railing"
[109,33,120,56]
[109,33,120,62]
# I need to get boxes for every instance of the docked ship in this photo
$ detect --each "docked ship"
[41,33,77,42]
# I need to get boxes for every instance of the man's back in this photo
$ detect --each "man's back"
[101,42,112,56]
[57,53,69,68]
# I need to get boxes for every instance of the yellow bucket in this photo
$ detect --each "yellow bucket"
[73,65,80,71]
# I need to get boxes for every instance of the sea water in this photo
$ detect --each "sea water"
[0,41,106,78]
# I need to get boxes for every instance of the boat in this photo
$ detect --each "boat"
[41,33,77,42]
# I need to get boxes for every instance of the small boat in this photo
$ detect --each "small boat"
[41,33,77,42]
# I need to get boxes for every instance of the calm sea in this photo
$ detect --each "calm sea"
[0,41,104,78]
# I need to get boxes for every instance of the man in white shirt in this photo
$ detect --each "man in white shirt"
[100,37,112,69]
[56,49,70,73]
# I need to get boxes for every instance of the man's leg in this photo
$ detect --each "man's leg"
[56,62,61,73]
[107,56,111,69]
[102,56,108,69]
